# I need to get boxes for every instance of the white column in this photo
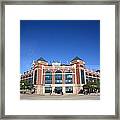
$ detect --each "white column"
[37,68,38,83]
[33,70,35,84]
[63,86,65,94]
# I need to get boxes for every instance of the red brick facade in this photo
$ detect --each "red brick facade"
[20,57,100,95]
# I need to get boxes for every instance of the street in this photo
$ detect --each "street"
[20,94,100,100]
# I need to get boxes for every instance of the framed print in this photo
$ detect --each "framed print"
[0,0,119,119]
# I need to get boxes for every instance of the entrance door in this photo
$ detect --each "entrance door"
[55,87,62,94]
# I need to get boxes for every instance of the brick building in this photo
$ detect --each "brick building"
[20,56,100,95]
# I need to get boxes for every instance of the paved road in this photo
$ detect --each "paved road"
[20,94,100,100]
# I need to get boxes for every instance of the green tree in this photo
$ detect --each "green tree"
[83,79,100,93]
[20,79,34,90]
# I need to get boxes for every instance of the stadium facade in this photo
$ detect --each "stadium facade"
[20,57,100,95]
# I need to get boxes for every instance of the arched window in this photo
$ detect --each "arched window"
[34,70,37,85]
[55,70,62,84]
[65,71,73,84]
[81,70,85,84]
[45,71,52,84]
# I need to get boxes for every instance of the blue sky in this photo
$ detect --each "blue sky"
[20,20,100,74]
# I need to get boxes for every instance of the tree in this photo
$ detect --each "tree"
[83,79,100,93]
[20,79,33,90]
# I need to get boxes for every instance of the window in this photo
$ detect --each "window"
[28,77,33,85]
[54,87,62,94]
[81,70,85,84]
[80,65,83,67]
[86,79,89,84]
[65,72,73,84]
[34,70,37,85]
[89,77,92,81]
[92,78,96,82]
[55,70,62,84]
[45,87,52,93]
[45,71,52,84]
[86,76,89,83]
[65,86,73,93]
